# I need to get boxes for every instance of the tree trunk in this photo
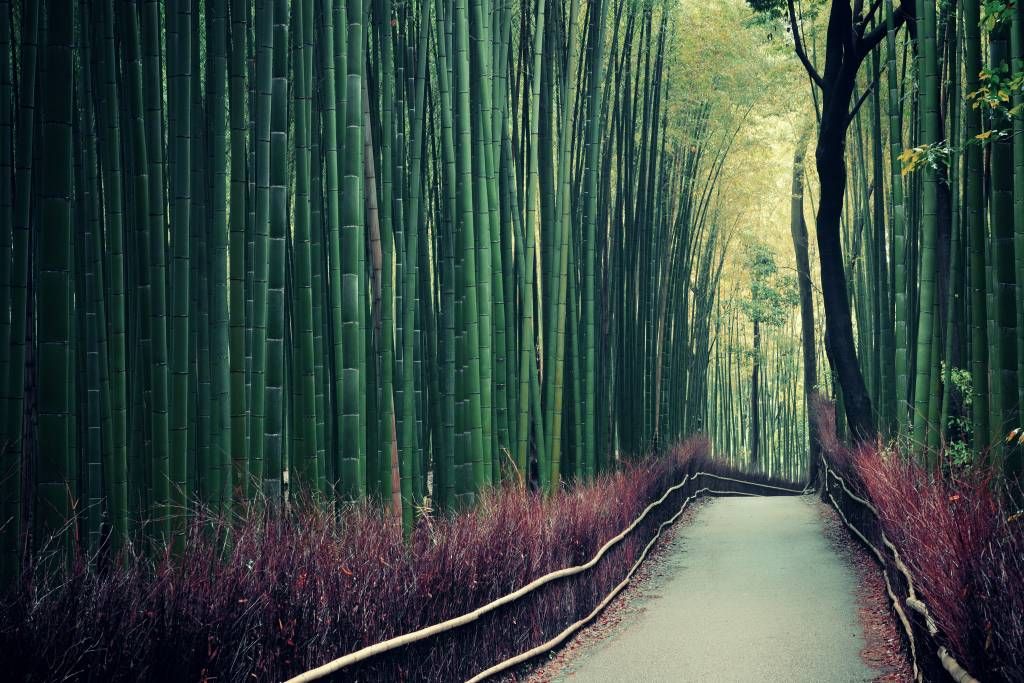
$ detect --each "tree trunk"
[789,133,820,485]
[815,94,876,442]
[784,0,912,444]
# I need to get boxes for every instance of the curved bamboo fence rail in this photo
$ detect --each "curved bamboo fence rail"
[286,471,806,683]
[820,456,978,683]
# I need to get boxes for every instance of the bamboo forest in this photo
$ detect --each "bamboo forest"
[1,0,1023,680]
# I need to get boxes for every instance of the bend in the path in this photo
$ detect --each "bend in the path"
[556,496,878,683]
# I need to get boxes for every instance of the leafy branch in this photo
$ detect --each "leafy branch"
[980,1,1016,31]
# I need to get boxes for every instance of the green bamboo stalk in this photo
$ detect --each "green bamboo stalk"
[316,0,345,499]
[10,0,49,556]
[581,0,607,479]
[453,0,485,497]
[469,0,495,490]
[227,0,251,508]
[167,0,193,545]
[265,0,289,506]
[990,25,1018,464]
[516,0,548,489]
[1015,3,1024,427]
[0,0,9,463]
[291,0,320,494]
[910,0,939,462]
[36,0,75,558]
[963,0,990,455]
[123,0,154,530]
[433,0,458,505]
[543,0,580,490]
[340,0,366,498]
[205,0,229,511]
[0,0,13,582]
[310,109,328,489]
[77,17,106,556]
[870,40,894,437]
[361,84,397,509]
[398,0,432,530]
[140,0,172,542]
[245,0,272,503]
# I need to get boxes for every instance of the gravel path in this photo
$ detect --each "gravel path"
[553,496,879,682]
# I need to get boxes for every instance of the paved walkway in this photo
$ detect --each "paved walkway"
[556,496,877,682]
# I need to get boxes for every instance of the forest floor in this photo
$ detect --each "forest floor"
[525,495,911,682]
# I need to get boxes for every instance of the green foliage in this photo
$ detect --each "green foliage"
[741,245,798,328]
[0,0,764,575]
[745,0,782,12]
[745,0,786,21]
[943,364,974,467]
[949,365,974,406]
[946,439,974,467]
[744,0,824,21]
[967,63,1021,117]
[743,0,827,53]
[980,1,1016,31]
[902,58,1024,178]
[898,142,951,176]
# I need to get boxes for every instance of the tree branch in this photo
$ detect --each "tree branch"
[860,0,883,31]
[858,1,912,58]
[842,0,858,59]
[823,0,851,86]
[788,0,825,89]
[845,68,884,127]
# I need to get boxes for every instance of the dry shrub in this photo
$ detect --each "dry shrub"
[814,395,1024,681]
[3,436,796,682]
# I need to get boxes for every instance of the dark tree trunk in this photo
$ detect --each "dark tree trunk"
[790,135,820,485]
[784,0,913,444]
[816,90,876,442]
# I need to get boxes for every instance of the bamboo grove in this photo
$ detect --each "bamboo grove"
[0,0,737,581]
[706,252,814,484]
[752,0,1024,481]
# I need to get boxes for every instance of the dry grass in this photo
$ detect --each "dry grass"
[1,437,798,682]
[813,396,1024,682]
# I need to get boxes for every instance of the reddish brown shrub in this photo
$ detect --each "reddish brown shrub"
[2,436,795,682]
[814,395,1024,681]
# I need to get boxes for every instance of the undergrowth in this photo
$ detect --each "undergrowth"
[812,397,1024,682]
[0,436,793,682]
